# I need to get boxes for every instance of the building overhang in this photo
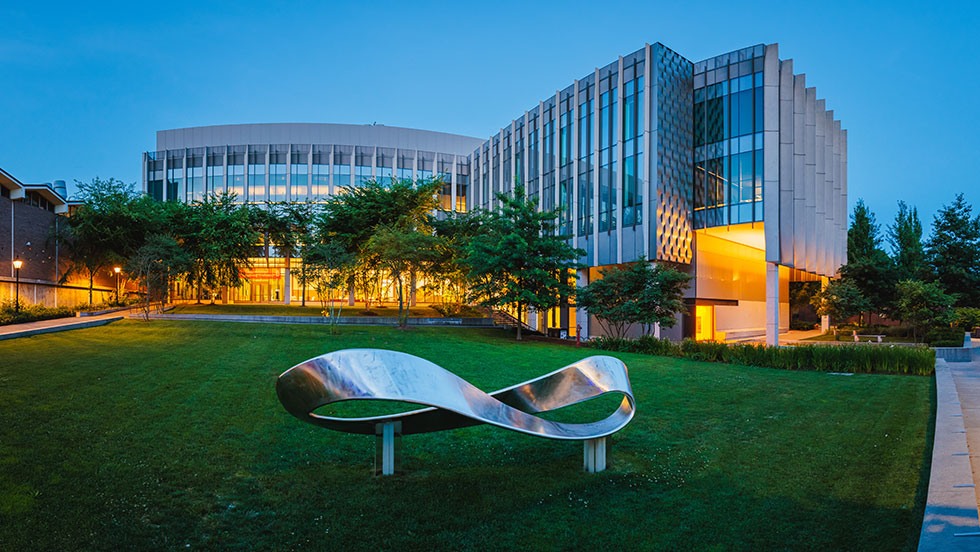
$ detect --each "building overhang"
[0,167,26,199]
[23,184,69,214]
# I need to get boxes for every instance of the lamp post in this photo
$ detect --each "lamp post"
[114,266,121,304]
[12,259,23,313]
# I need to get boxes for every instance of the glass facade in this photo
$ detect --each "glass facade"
[694,57,765,229]
[558,91,574,235]
[247,148,266,203]
[598,69,617,232]
[269,147,287,203]
[622,63,644,227]
[577,80,594,237]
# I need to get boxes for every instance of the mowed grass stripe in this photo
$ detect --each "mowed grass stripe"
[0,320,932,551]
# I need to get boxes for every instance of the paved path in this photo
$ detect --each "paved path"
[919,357,980,550]
[0,312,125,341]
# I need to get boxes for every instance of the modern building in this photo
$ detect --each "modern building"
[142,42,846,344]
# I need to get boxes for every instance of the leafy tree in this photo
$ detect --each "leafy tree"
[429,211,486,315]
[952,307,980,332]
[841,199,895,323]
[887,200,927,281]
[254,201,317,304]
[302,239,356,331]
[127,234,192,320]
[893,279,955,342]
[810,279,870,327]
[60,177,152,304]
[465,184,584,340]
[925,193,980,307]
[318,177,442,308]
[576,259,690,339]
[172,192,258,303]
[364,225,439,326]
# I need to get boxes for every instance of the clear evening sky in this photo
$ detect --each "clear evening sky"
[2,0,976,240]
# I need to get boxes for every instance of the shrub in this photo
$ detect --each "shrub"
[924,327,964,347]
[0,301,76,326]
[588,335,936,376]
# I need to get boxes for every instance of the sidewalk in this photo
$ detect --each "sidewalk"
[919,357,980,550]
[0,312,125,341]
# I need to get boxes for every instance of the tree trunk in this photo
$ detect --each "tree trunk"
[396,273,406,327]
[516,304,523,341]
[300,264,307,307]
[88,269,95,305]
[283,255,291,305]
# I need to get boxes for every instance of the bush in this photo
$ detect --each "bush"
[0,301,76,326]
[790,320,818,331]
[588,335,936,376]
[924,327,964,347]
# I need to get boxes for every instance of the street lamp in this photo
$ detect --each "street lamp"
[12,259,23,313]
[114,266,121,304]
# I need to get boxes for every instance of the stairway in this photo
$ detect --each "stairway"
[490,309,540,335]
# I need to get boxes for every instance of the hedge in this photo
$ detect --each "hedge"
[588,335,935,376]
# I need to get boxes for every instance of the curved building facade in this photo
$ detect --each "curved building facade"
[143,123,483,211]
[142,41,847,344]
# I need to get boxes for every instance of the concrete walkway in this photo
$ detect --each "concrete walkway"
[919,357,980,550]
[0,312,124,341]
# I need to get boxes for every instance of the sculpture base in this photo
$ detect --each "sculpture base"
[584,437,607,473]
[374,421,402,476]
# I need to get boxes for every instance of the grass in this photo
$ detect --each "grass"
[0,321,933,550]
[169,302,478,318]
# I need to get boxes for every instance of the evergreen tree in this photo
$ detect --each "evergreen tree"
[887,201,927,281]
[841,199,896,322]
[847,199,882,264]
[465,184,584,340]
[925,193,980,307]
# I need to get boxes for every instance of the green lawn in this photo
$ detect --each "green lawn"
[0,321,933,550]
[169,303,484,318]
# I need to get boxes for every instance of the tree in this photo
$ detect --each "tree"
[60,177,152,304]
[318,177,442,308]
[429,211,486,316]
[810,279,870,327]
[842,199,895,323]
[302,239,356,331]
[576,259,690,339]
[172,192,258,303]
[254,201,316,305]
[465,184,584,340]
[364,225,439,326]
[893,279,955,342]
[925,193,980,307]
[887,200,927,281]
[127,235,192,320]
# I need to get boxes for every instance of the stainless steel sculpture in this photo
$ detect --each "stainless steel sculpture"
[276,349,635,474]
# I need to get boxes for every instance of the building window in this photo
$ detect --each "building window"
[598,73,618,232]
[578,88,594,237]
[622,74,643,227]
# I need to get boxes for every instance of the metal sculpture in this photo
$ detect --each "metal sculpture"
[276,349,635,475]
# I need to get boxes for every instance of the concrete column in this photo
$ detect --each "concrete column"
[766,262,780,346]
[820,276,830,333]
[584,437,607,473]
[576,268,589,339]
[616,56,625,264]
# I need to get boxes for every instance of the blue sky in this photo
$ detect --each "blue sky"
[2,0,976,240]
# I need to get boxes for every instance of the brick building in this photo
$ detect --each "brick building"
[1,167,113,307]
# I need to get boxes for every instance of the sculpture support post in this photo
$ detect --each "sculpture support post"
[583,437,607,473]
[375,421,401,476]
